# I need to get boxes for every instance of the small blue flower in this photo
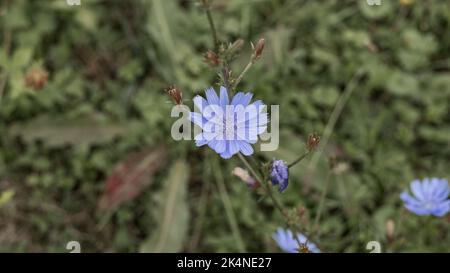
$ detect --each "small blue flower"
[272,228,320,253]
[270,159,289,192]
[400,177,450,217]
[189,86,267,159]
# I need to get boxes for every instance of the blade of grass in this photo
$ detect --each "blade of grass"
[187,159,211,252]
[308,69,364,170]
[211,156,246,252]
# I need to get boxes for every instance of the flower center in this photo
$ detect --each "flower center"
[424,202,435,210]
[223,110,237,140]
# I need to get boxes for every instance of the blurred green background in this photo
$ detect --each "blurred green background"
[0,0,449,252]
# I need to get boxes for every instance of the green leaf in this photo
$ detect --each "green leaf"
[140,160,190,253]
[419,126,450,143]
[11,48,33,70]
[75,8,99,32]
[312,86,339,106]
[8,114,127,147]
[402,29,437,56]
[118,59,144,82]
[385,70,419,97]
[9,71,29,99]
[3,3,29,29]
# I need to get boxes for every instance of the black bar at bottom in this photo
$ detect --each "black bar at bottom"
[0,253,447,272]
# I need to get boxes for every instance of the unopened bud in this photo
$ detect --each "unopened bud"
[252,38,265,60]
[386,219,395,241]
[307,133,320,152]
[204,50,220,66]
[25,68,49,91]
[297,206,306,218]
[165,85,183,105]
[232,167,259,189]
[228,39,244,54]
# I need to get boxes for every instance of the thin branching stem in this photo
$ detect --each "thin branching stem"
[313,171,331,235]
[309,69,363,169]
[237,153,305,248]
[232,60,253,90]
[203,1,219,52]
[288,151,310,168]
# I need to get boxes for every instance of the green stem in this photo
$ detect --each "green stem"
[213,156,246,252]
[232,60,253,90]
[221,66,231,93]
[288,151,310,168]
[188,160,211,251]
[312,171,331,235]
[237,153,305,249]
[238,153,263,185]
[203,2,219,52]
[237,153,281,211]
[0,73,7,104]
[0,2,11,104]
[249,154,265,179]
[308,69,363,170]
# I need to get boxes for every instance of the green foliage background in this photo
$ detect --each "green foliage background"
[0,0,449,252]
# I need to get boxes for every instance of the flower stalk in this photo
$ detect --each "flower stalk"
[288,151,310,168]
[237,153,306,248]
[232,60,253,91]
[202,0,219,52]
[232,38,265,90]
[312,171,331,236]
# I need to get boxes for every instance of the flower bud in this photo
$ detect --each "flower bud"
[270,159,289,193]
[228,39,244,54]
[232,167,259,188]
[307,133,320,152]
[297,206,306,219]
[386,219,395,241]
[165,85,183,105]
[25,68,49,91]
[252,38,265,60]
[203,50,220,66]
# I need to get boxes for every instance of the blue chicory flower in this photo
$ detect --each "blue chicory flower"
[272,228,320,253]
[270,159,289,192]
[400,177,450,217]
[189,86,267,159]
